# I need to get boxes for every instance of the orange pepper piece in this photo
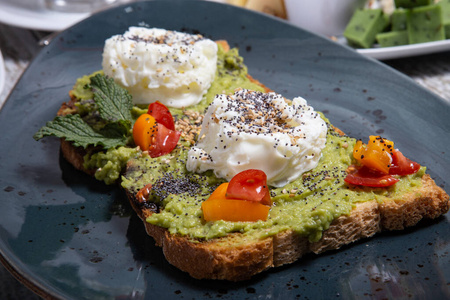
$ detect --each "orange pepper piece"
[207,183,229,201]
[133,113,157,151]
[353,136,394,174]
[202,199,270,222]
[202,183,270,222]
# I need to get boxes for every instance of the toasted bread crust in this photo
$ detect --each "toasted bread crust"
[60,139,94,175]
[56,40,449,280]
[58,95,450,281]
[58,94,450,281]
[59,111,449,281]
[123,172,448,281]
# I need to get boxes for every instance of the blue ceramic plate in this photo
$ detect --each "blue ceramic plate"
[1,1,449,299]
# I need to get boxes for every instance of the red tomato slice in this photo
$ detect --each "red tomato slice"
[134,102,180,157]
[147,101,175,131]
[345,166,399,187]
[226,169,272,205]
[389,149,420,176]
[148,123,181,158]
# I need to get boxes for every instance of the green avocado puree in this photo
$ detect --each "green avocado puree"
[78,43,264,184]
[121,122,425,242]
[71,44,424,242]
[84,146,140,185]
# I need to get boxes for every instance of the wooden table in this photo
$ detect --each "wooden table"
[0,22,449,299]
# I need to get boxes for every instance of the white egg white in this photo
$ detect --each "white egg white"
[102,27,217,108]
[187,89,327,187]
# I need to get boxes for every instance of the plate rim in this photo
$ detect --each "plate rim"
[0,1,449,299]
[356,39,450,60]
[0,1,88,31]
[0,49,5,104]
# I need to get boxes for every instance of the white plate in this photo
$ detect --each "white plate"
[336,36,450,60]
[0,1,88,31]
[357,39,450,60]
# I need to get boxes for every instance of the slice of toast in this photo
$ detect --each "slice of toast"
[53,41,449,282]
[123,163,448,281]
[58,99,449,281]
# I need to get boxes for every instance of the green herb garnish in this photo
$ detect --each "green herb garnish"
[34,74,134,149]
[90,74,133,123]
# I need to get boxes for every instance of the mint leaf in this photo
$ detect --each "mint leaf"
[99,120,131,138]
[90,74,133,124]
[34,73,136,150]
[33,114,127,149]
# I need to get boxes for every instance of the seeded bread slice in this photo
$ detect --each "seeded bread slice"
[54,40,449,281]
[123,174,448,281]
[57,94,449,281]
[59,127,449,281]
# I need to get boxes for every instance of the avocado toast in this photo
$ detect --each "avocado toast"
[120,108,448,280]
[34,28,450,281]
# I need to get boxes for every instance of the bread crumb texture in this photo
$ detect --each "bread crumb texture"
[127,174,448,281]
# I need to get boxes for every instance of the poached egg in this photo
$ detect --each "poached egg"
[102,27,217,108]
[186,89,328,187]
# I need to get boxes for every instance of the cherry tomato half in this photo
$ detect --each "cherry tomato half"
[202,198,270,222]
[344,165,399,188]
[353,136,394,174]
[147,123,181,158]
[202,182,270,222]
[226,169,272,205]
[136,183,153,204]
[389,149,421,176]
[133,113,157,152]
[132,113,180,158]
[207,183,229,201]
[147,101,175,131]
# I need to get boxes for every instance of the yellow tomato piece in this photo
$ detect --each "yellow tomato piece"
[202,199,270,222]
[369,135,394,153]
[353,135,394,174]
[207,183,229,201]
[202,182,270,222]
[133,113,157,151]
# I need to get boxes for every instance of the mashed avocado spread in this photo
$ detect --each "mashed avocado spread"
[121,122,425,242]
[72,44,424,242]
[77,44,264,184]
